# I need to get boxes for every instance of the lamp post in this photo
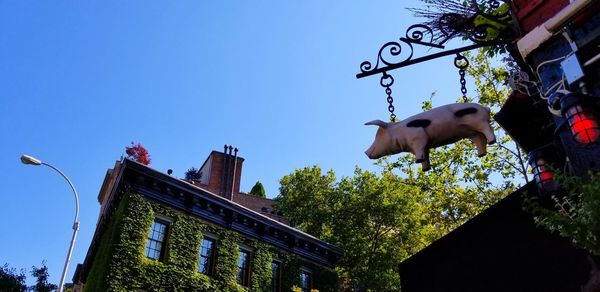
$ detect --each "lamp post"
[21,155,79,292]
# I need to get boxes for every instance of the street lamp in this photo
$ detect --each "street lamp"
[21,155,80,292]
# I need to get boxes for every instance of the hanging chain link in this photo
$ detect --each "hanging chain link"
[377,55,469,121]
[454,53,470,103]
[380,72,396,122]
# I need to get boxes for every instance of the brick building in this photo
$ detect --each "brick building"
[72,147,341,291]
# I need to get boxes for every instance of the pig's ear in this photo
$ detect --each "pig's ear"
[365,120,388,128]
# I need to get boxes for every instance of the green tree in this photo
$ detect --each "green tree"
[249,181,266,198]
[0,264,26,292]
[30,261,57,292]
[276,166,436,290]
[332,169,436,290]
[277,166,336,237]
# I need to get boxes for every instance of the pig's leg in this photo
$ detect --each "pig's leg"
[411,142,428,163]
[408,129,429,163]
[479,122,496,144]
[421,149,431,171]
[471,133,487,157]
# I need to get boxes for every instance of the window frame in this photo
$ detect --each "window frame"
[299,268,313,292]
[271,260,282,292]
[145,217,170,261]
[236,248,252,287]
[198,235,217,276]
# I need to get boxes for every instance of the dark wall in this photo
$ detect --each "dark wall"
[400,183,591,292]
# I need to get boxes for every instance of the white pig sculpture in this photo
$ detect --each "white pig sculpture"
[365,103,496,171]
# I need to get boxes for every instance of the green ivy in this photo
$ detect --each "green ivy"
[250,243,273,291]
[84,191,132,291]
[212,228,243,291]
[281,254,301,290]
[83,192,337,291]
[105,192,153,290]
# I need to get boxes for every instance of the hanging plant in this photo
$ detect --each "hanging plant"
[409,0,513,45]
[125,142,151,165]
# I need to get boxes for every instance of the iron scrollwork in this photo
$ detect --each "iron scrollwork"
[357,0,514,79]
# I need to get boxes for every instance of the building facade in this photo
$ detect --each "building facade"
[73,148,342,291]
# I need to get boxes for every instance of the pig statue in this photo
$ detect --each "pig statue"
[365,103,496,171]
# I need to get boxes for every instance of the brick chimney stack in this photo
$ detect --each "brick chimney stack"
[195,145,244,199]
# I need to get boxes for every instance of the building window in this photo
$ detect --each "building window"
[198,237,216,275]
[145,219,168,260]
[236,249,251,286]
[271,261,281,292]
[299,270,312,292]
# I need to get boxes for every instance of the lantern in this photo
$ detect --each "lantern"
[528,144,560,193]
[560,92,600,144]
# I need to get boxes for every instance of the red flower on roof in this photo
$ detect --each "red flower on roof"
[125,142,151,165]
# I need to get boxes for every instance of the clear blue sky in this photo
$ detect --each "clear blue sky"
[0,0,469,285]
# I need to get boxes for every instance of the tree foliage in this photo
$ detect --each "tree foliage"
[276,166,435,290]
[0,264,26,292]
[0,262,58,292]
[274,49,528,290]
[30,262,57,292]
[249,181,266,198]
[125,142,151,165]
[527,172,600,256]
[277,167,336,237]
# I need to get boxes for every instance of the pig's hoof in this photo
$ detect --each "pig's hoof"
[478,153,486,157]
[487,139,496,145]
[415,158,425,163]
[421,165,431,171]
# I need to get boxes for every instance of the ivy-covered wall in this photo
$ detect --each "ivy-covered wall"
[84,192,338,291]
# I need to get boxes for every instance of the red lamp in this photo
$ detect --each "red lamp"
[528,144,560,193]
[560,92,600,144]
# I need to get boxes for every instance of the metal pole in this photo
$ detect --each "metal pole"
[41,162,80,292]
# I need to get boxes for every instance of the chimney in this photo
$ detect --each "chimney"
[196,145,244,199]
[230,147,239,198]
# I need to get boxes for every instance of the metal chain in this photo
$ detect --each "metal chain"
[380,72,396,122]
[459,68,468,101]
[454,53,470,103]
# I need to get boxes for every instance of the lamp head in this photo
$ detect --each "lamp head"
[21,155,42,165]
[527,144,560,194]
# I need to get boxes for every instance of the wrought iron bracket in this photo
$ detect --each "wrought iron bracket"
[356,0,514,79]
[356,41,502,79]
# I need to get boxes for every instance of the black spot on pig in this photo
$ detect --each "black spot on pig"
[406,119,431,128]
[454,107,478,117]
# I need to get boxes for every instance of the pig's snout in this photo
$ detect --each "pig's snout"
[365,145,382,159]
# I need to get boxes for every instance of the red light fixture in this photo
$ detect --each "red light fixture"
[528,144,560,193]
[560,92,600,144]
